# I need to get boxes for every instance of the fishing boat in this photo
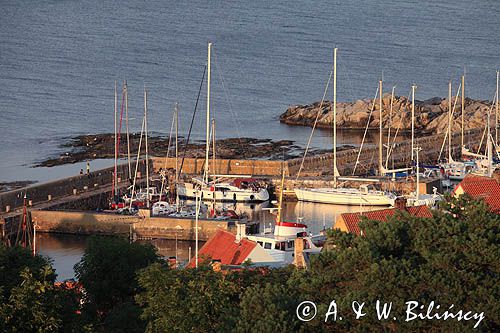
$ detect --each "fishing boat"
[246,168,324,265]
[294,49,397,206]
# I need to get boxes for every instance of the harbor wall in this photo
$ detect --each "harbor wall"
[30,210,235,241]
[151,157,288,177]
[286,129,483,176]
[0,161,148,213]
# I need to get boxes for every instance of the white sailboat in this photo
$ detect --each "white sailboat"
[177,42,270,203]
[294,49,397,206]
[439,79,477,180]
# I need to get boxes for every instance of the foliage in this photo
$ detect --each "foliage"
[296,195,500,332]
[0,245,80,333]
[74,236,160,328]
[236,282,301,333]
[0,244,55,299]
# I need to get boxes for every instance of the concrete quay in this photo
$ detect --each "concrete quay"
[30,210,243,242]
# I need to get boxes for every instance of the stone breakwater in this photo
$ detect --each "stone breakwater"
[280,95,494,134]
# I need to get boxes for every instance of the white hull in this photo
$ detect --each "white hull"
[295,187,396,206]
[178,184,269,202]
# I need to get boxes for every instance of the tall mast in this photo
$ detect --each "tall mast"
[212,118,217,209]
[487,102,492,177]
[448,81,452,162]
[114,81,118,198]
[387,86,395,165]
[125,81,132,180]
[277,162,285,223]
[205,42,212,184]
[411,84,416,162]
[378,79,383,175]
[175,102,179,209]
[461,75,465,149]
[415,146,421,201]
[496,70,499,147]
[144,87,150,208]
[333,48,338,187]
[195,190,199,268]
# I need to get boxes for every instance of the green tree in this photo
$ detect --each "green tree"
[137,263,240,333]
[0,244,55,299]
[74,236,159,330]
[0,245,80,333]
[295,195,500,332]
[236,282,301,333]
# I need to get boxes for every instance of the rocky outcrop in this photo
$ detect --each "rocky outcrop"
[280,95,494,134]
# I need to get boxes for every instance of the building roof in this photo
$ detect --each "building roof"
[340,205,432,236]
[453,175,500,213]
[187,229,257,268]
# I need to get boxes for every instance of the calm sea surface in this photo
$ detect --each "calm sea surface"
[1,0,499,182]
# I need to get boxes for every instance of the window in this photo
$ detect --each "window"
[264,242,272,249]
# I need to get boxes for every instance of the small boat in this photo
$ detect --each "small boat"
[246,221,324,265]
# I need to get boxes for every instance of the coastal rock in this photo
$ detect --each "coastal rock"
[280,96,494,134]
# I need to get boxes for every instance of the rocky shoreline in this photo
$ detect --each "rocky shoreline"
[280,95,494,134]
[35,134,340,167]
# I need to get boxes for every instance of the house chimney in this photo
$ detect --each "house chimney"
[235,222,246,242]
[394,197,407,211]
[293,237,307,269]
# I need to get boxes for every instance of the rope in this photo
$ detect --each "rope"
[352,86,379,175]
[160,109,176,195]
[438,83,462,161]
[294,70,333,180]
[212,48,245,155]
[386,89,411,166]
[179,65,207,175]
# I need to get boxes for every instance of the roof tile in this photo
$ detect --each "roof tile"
[340,205,432,236]
[187,229,257,268]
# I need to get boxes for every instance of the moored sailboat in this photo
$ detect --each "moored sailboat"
[294,48,397,206]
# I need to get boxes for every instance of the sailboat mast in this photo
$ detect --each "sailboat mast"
[32,219,36,256]
[277,163,285,223]
[378,79,383,175]
[487,103,492,177]
[114,81,118,198]
[144,87,150,208]
[212,118,216,208]
[175,102,179,208]
[415,147,421,200]
[411,85,416,162]
[448,81,452,162]
[387,86,395,166]
[125,81,132,180]
[205,42,212,184]
[333,48,338,187]
[461,75,465,149]
[496,70,499,147]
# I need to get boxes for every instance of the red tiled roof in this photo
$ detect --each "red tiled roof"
[340,205,432,236]
[453,175,500,213]
[187,229,257,268]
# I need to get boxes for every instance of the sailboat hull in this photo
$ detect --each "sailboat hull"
[295,188,396,206]
[178,184,269,203]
